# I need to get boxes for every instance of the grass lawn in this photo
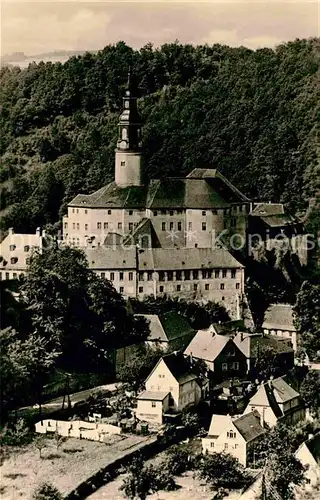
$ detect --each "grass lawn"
[0,433,151,500]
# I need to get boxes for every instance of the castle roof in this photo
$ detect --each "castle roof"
[68,169,250,209]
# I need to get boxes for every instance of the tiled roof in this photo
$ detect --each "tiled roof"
[271,376,300,403]
[83,246,136,269]
[262,304,295,331]
[69,182,149,208]
[259,214,295,227]
[251,203,285,216]
[184,328,230,362]
[161,352,198,383]
[306,433,320,463]
[248,383,283,419]
[137,247,244,271]
[137,312,195,343]
[233,411,266,442]
[68,169,250,208]
[123,218,161,248]
[137,390,169,401]
[235,333,294,358]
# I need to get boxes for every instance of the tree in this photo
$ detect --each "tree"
[299,370,320,418]
[21,245,148,371]
[119,455,151,500]
[265,450,306,500]
[54,430,67,451]
[198,453,249,490]
[117,344,163,395]
[251,345,283,381]
[32,482,62,500]
[34,436,46,459]
[293,281,320,360]
[0,418,30,446]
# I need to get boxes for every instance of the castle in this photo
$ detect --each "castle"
[1,73,303,319]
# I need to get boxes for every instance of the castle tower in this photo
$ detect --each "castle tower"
[115,70,143,187]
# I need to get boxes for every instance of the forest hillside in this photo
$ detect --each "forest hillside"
[0,39,319,234]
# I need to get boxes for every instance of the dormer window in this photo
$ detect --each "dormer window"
[227,430,236,439]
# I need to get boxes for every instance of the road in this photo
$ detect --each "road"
[19,382,121,412]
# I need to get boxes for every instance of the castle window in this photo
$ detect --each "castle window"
[212,209,217,215]
[110,272,114,281]
[193,284,198,291]
[129,272,133,281]
[205,284,209,291]
[138,286,143,294]
[188,222,192,231]
[159,272,165,281]
[176,271,182,280]
[104,222,108,230]
[202,211,206,216]
[169,210,174,216]
[202,222,207,231]
[215,270,220,278]
[101,272,105,278]
[97,222,102,229]
[121,161,126,166]
[73,223,75,229]
[169,222,174,230]
[108,210,112,215]
[236,283,240,290]
[220,284,225,290]
[222,270,227,278]
[129,223,133,231]
[193,270,199,279]
[129,210,133,216]
[222,296,225,300]
[162,222,166,231]
[24,245,30,252]
[177,222,182,231]
[119,272,124,281]
[85,209,87,214]
[161,210,166,215]
[147,272,153,281]
[120,286,124,293]
[207,270,212,279]
[167,271,173,281]
[153,211,158,216]
[231,270,236,279]
[139,272,144,281]
[118,222,122,230]
[177,284,181,291]
[184,271,190,280]
[159,285,164,293]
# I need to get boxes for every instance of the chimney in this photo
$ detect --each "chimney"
[260,408,265,428]
[8,228,14,235]
[36,227,41,237]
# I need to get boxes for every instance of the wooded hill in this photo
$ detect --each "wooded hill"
[0,39,319,234]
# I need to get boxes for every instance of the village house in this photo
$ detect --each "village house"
[136,352,202,424]
[184,324,248,378]
[137,311,196,351]
[234,330,295,372]
[295,432,320,489]
[0,227,45,280]
[262,303,299,352]
[202,411,266,467]
[244,376,305,427]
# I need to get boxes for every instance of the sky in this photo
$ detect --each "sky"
[0,0,319,57]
